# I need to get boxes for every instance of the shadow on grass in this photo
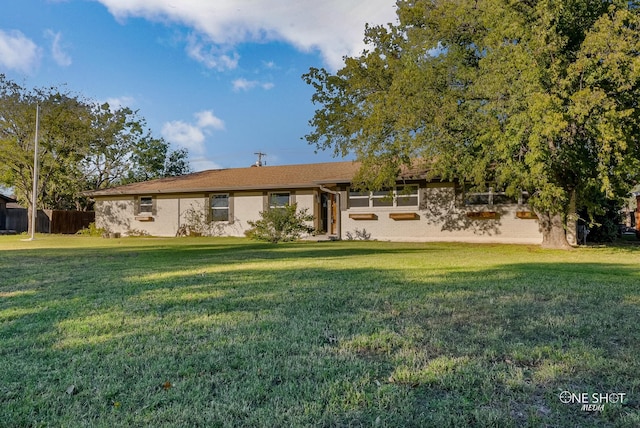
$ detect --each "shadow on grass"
[1,241,639,427]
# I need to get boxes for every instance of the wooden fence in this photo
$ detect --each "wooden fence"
[48,210,95,234]
[4,209,46,232]
[2,209,94,234]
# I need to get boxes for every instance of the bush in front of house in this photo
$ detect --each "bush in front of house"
[245,203,314,243]
[345,228,371,241]
[76,222,107,237]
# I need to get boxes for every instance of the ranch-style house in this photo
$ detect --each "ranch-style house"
[86,160,543,244]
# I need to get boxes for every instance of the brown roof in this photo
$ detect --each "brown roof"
[86,161,363,196]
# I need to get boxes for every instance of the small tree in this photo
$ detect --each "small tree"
[176,205,208,237]
[246,203,314,243]
[176,204,227,237]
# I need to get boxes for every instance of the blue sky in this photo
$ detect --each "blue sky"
[1,0,397,171]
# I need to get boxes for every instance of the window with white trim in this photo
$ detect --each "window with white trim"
[269,192,290,209]
[396,185,419,206]
[210,194,229,221]
[372,190,393,207]
[348,186,419,208]
[347,190,369,208]
[464,187,522,206]
[139,196,153,213]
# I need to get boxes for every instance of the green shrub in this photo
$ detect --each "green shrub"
[175,205,228,237]
[126,228,149,237]
[345,228,371,240]
[76,222,107,237]
[245,203,314,243]
[176,205,207,237]
[579,198,624,243]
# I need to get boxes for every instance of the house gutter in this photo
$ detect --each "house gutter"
[318,186,341,239]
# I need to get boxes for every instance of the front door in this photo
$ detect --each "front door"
[330,194,337,235]
[319,193,337,235]
[320,193,329,233]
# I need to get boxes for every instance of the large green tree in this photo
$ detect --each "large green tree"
[0,75,191,218]
[304,0,640,248]
[0,77,93,221]
[82,102,191,192]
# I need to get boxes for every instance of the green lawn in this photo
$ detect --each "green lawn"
[1,236,639,427]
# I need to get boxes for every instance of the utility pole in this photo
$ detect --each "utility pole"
[254,152,266,167]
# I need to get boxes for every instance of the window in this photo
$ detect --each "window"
[372,191,393,207]
[465,192,492,206]
[396,186,419,207]
[269,192,290,209]
[210,194,229,221]
[493,193,517,205]
[139,196,153,214]
[349,186,419,208]
[464,187,519,206]
[348,190,370,208]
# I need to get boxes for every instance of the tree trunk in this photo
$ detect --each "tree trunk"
[565,189,578,246]
[538,211,573,249]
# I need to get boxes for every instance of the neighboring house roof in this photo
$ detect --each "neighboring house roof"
[86,161,364,196]
[0,194,16,203]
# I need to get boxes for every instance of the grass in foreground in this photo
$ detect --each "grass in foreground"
[1,236,639,427]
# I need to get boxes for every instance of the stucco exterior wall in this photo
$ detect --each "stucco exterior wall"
[95,183,542,243]
[95,194,206,237]
[228,192,262,237]
[95,196,134,234]
[95,189,318,238]
[294,189,315,213]
[340,183,543,244]
[153,195,203,237]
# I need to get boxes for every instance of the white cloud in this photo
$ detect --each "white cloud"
[185,34,239,70]
[45,30,72,67]
[95,0,397,70]
[161,110,225,155]
[232,78,257,92]
[104,96,135,110]
[232,78,274,92]
[195,110,225,130]
[0,29,41,73]
[162,121,206,154]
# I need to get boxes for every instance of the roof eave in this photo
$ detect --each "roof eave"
[88,182,345,197]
